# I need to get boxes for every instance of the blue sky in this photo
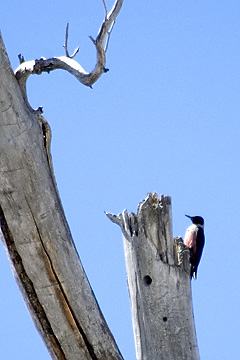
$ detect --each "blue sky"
[1,1,240,359]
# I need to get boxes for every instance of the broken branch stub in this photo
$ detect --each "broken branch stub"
[107,193,200,360]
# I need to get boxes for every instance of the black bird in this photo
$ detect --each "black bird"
[184,215,205,279]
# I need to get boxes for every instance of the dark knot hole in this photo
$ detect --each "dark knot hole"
[143,275,152,285]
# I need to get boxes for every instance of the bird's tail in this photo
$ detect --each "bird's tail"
[191,265,197,280]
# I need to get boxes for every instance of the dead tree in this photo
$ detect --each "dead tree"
[0,1,124,359]
[107,193,200,360]
[0,1,200,359]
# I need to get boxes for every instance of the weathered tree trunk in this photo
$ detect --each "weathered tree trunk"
[0,33,123,360]
[1,0,201,355]
[107,193,200,360]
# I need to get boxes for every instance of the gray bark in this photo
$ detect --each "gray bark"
[107,193,200,360]
[0,32,123,360]
[0,0,200,357]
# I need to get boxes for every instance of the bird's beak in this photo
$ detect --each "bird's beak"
[185,214,192,219]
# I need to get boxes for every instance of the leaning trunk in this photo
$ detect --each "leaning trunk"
[0,32,123,360]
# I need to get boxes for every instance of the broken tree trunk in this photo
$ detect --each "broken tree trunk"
[107,193,200,360]
[0,33,123,360]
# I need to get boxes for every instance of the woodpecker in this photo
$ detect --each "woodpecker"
[184,215,205,279]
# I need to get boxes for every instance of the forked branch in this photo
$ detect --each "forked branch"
[14,0,124,110]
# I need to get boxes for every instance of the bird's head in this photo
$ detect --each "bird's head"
[185,215,204,227]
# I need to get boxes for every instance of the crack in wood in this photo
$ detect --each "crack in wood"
[0,204,67,360]
[25,197,98,360]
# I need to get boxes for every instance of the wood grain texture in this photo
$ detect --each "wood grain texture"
[107,193,200,360]
[0,32,123,360]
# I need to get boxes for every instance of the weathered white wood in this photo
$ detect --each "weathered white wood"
[0,33,123,360]
[107,193,200,360]
[14,0,124,111]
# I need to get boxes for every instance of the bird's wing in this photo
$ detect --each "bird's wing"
[195,228,205,264]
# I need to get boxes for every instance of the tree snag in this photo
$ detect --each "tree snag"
[1,0,201,358]
[0,1,124,359]
[107,193,200,360]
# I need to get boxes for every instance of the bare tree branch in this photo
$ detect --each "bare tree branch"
[14,0,124,110]
[63,22,70,57]
[102,0,108,18]
[104,20,115,53]
[63,23,80,59]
